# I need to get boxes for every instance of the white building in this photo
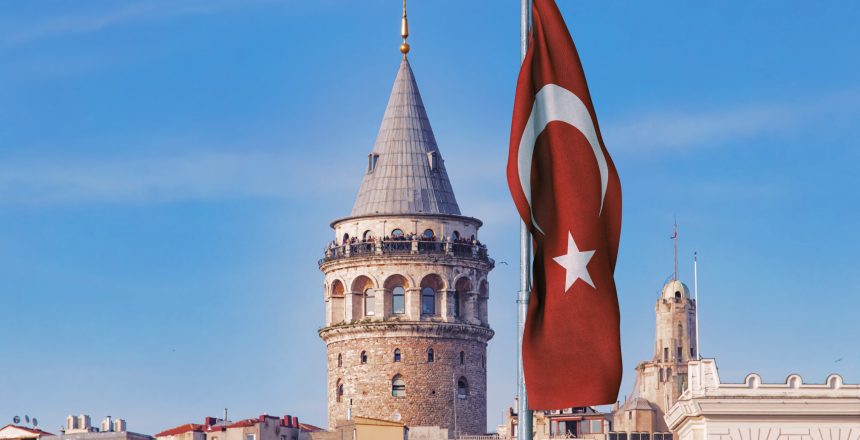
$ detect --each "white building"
[665,359,860,439]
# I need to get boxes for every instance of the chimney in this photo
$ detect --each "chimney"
[101,416,113,433]
[114,419,126,432]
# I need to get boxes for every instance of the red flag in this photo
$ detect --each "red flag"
[507,0,622,410]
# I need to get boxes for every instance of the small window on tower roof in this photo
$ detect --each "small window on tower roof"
[368,153,380,173]
[427,151,437,171]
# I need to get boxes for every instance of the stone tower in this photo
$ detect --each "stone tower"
[317,46,494,435]
[613,278,698,433]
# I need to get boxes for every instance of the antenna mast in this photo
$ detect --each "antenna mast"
[694,252,701,359]
[671,220,679,282]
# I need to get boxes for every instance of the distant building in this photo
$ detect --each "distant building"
[665,359,860,438]
[154,417,218,440]
[203,415,308,440]
[0,424,54,440]
[45,415,150,440]
[502,401,612,440]
[611,277,697,437]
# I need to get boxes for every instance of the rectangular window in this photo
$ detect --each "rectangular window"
[677,346,682,359]
[426,152,437,171]
[365,291,375,316]
[663,347,669,361]
[392,295,405,314]
[367,153,379,173]
[392,286,405,314]
[246,435,255,440]
[590,420,602,433]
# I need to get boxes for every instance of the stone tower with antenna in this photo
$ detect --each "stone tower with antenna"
[317,3,494,435]
[612,224,698,434]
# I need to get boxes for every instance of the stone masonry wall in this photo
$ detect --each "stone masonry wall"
[322,324,489,435]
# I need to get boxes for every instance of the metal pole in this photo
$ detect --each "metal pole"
[694,252,701,360]
[517,2,533,440]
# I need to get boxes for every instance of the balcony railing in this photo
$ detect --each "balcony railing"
[320,240,493,266]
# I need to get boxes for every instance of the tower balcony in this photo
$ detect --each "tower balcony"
[319,239,493,267]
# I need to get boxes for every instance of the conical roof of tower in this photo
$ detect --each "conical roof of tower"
[350,58,461,217]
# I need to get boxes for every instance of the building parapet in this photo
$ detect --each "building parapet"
[665,358,860,431]
[320,240,492,268]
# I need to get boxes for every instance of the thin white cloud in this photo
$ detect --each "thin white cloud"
[3,0,278,46]
[0,150,349,206]
[604,87,860,153]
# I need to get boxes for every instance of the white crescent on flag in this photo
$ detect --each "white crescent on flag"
[517,83,609,234]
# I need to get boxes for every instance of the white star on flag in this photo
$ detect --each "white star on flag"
[553,231,596,292]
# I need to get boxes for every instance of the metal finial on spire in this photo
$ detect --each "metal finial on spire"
[400,0,410,56]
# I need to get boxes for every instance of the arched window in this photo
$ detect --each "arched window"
[422,229,434,240]
[452,231,460,240]
[394,348,401,362]
[342,233,349,243]
[391,229,404,239]
[453,291,460,317]
[427,348,434,363]
[659,368,664,381]
[336,380,344,403]
[392,374,406,397]
[421,287,435,315]
[459,351,465,365]
[362,230,373,241]
[360,351,367,364]
[392,286,405,314]
[337,353,342,367]
[666,367,672,378]
[364,288,375,316]
[457,377,468,399]
[675,291,681,299]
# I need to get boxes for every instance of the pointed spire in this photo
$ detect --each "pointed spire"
[350,59,461,217]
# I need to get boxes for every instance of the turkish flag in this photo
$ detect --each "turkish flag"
[507,0,622,409]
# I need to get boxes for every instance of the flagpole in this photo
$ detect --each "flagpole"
[517,2,533,440]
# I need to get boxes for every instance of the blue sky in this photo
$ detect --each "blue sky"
[2,0,859,434]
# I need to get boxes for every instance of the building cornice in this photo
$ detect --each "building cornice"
[318,321,494,344]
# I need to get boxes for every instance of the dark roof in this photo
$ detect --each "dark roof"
[350,58,461,217]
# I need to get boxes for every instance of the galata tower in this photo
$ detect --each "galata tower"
[317,5,494,436]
